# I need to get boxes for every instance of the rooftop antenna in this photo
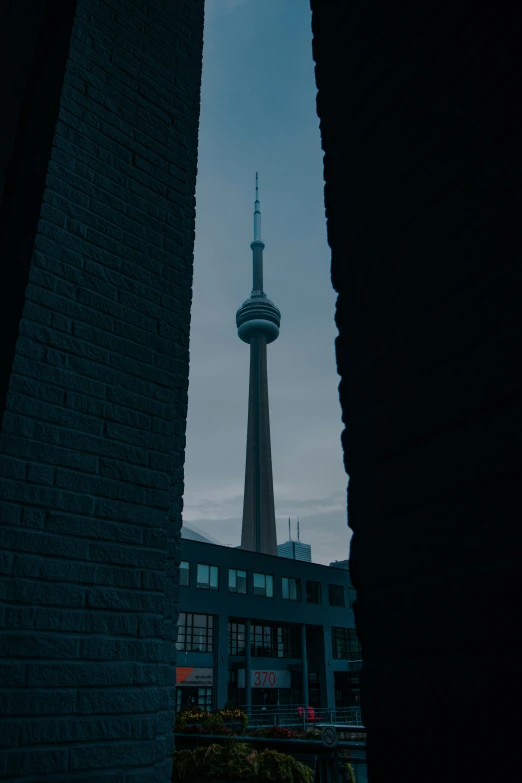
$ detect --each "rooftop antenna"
[288,518,291,541]
[297,518,300,542]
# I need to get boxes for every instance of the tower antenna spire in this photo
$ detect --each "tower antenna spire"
[289,518,291,541]
[297,518,300,542]
[254,172,261,242]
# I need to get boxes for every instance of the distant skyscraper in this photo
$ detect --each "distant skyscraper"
[278,518,312,562]
[237,175,280,555]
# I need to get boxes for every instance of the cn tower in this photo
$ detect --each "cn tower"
[236,174,280,555]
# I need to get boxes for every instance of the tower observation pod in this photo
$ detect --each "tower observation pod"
[236,174,280,555]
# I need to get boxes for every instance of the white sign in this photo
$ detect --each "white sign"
[322,726,338,747]
[176,667,213,687]
[237,669,291,689]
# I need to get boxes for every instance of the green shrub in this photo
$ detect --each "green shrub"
[304,727,321,740]
[252,749,313,783]
[171,748,195,780]
[341,761,356,783]
[172,741,313,782]
[176,708,248,736]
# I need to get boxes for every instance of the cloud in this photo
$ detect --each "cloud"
[182,505,352,567]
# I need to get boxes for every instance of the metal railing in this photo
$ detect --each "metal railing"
[239,704,363,730]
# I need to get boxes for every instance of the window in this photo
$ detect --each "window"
[348,587,356,608]
[228,621,246,655]
[229,568,247,594]
[253,572,273,597]
[176,613,214,652]
[306,580,322,604]
[176,686,213,713]
[331,627,362,660]
[328,584,345,607]
[282,576,301,601]
[197,687,213,711]
[252,623,300,658]
[197,563,219,590]
[229,619,300,658]
[180,561,190,587]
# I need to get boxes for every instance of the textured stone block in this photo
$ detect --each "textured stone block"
[6,748,69,777]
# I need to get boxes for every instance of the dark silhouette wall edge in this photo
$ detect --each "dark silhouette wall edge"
[0,0,78,424]
[311,2,522,781]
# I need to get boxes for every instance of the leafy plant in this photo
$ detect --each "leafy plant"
[176,708,248,735]
[201,712,224,734]
[172,748,195,780]
[184,724,205,735]
[252,726,299,740]
[215,708,248,733]
[172,742,313,782]
[225,743,256,781]
[303,727,321,740]
[341,761,356,783]
[252,749,313,783]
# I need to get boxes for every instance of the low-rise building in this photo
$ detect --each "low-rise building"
[176,538,361,713]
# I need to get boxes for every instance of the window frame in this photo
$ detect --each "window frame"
[306,580,322,604]
[328,583,345,607]
[252,622,301,658]
[228,620,246,655]
[197,563,219,591]
[176,612,214,653]
[179,560,190,587]
[229,568,247,594]
[253,572,273,598]
[282,576,301,601]
[331,627,362,660]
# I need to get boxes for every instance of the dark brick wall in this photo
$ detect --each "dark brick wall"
[311,2,522,781]
[0,0,204,780]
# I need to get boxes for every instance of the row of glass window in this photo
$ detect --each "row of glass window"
[179,561,346,607]
[176,612,362,661]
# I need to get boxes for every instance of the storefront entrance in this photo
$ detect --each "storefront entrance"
[251,687,279,707]
[176,686,213,713]
[176,667,213,712]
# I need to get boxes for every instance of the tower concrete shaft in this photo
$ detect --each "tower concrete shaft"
[241,335,278,554]
[236,174,280,556]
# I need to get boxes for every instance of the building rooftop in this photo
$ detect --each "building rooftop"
[181,536,352,579]
[181,523,223,546]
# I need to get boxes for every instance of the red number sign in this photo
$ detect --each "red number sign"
[253,671,277,687]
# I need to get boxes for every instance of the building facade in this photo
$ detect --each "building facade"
[176,539,361,713]
[278,540,312,562]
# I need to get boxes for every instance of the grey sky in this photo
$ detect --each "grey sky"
[182,0,351,565]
